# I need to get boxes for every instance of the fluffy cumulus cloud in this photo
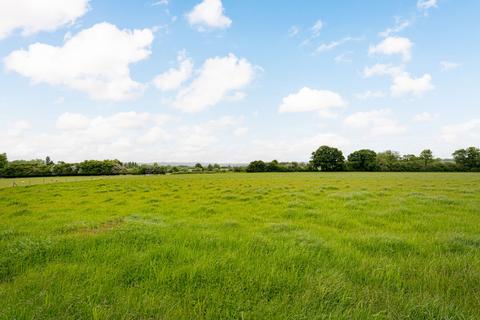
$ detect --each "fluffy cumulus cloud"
[391,73,434,97]
[278,87,346,118]
[369,36,413,62]
[4,23,154,101]
[344,109,406,136]
[153,50,193,91]
[173,54,255,113]
[441,120,480,144]
[186,0,231,31]
[0,0,90,39]
[363,64,434,98]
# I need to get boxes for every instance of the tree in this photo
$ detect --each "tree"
[419,149,433,168]
[377,150,400,171]
[453,147,480,171]
[265,160,282,172]
[347,149,378,171]
[0,153,7,169]
[246,160,266,172]
[194,163,204,171]
[45,156,53,165]
[311,146,345,171]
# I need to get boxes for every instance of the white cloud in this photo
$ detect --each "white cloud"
[379,18,410,38]
[233,127,249,137]
[56,113,91,130]
[334,52,353,63]
[4,23,154,101]
[7,121,32,136]
[391,73,434,97]
[152,0,169,6]
[355,90,386,100]
[278,87,346,118]
[311,20,324,38]
[369,36,413,62]
[173,54,256,113]
[153,50,193,91]
[417,0,437,11]
[316,37,357,54]
[363,63,404,78]
[441,120,480,144]
[344,109,406,136]
[440,61,461,72]
[413,112,437,123]
[288,26,300,37]
[186,0,231,31]
[363,64,434,97]
[137,126,171,145]
[0,0,90,39]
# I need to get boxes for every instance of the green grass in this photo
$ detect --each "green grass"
[0,175,127,189]
[1,173,480,319]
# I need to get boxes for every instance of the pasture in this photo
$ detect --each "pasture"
[1,173,479,319]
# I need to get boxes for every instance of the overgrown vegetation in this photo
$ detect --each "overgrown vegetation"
[1,173,479,318]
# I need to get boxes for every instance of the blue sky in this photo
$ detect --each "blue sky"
[0,0,479,163]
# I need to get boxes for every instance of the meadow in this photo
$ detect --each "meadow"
[1,173,479,319]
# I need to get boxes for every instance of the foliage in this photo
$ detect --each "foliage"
[0,153,7,170]
[310,146,345,171]
[453,147,480,171]
[347,149,378,171]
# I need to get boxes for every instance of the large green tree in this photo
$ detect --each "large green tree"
[246,160,266,172]
[453,147,480,171]
[347,149,378,171]
[311,146,345,171]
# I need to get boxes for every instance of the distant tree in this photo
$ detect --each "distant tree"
[347,149,378,171]
[0,153,7,169]
[246,160,266,172]
[78,160,123,175]
[453,147,480,171]
[377,150,400,171]
[52,161,78,176]
[207,164,214,171]
[266,160,282,172]
[311,146,345,171]
[194,163,204,171]
[45,156,53,165]
[419,149,433,168]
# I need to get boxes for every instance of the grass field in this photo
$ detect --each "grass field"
[1,173,480,319]
[0,176,126,189]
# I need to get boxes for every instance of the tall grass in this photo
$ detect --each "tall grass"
[1,173,479,319]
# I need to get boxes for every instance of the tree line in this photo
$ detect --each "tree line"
[0,154,240,178]
[0,146,479,178]
[246,146,480,172]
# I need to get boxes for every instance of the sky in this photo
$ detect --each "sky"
[0,0,479,163]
